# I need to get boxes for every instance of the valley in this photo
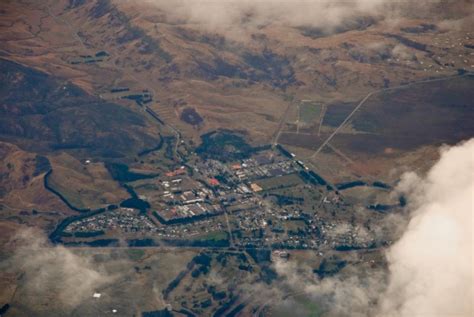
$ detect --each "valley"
[0,0,473,316]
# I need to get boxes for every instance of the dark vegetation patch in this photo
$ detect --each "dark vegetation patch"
[299,16,376,39]
[336,180,391,190]
[400,23,437,33]
[174,28,296,88]
[163,259,195,300]
[152,210,225,225]
[323,102,356,127]
[162,237,229,248]
[372,181,391,189]
[69,52,109,65]
[68,0,86,8]
[242,49,296,88]
[214,295,239,317]
[120,24,172,62]
[142,309,174,317]
[367,204,397,212]
[336,180,366,190]
[174,27,229,51]
[385,34,430,52]
[226,303,246,317]
[200,299,212,308]
[180,108,204,126]
[163,136,176,160]
[138,136,164,156]
[279,133,326,151]
[66,230,105,238]
[89,0,172,62]
[128,238,159,247]
[146,107,165,125]
[0,59,160,158]
[49,207,109,243]
[121,91,152,106]
[299,170,327,186]
[313,257,347,278]
[196,130,269,162]
[185,49,296,88]
[33,155,51,176]
[348,46,392,64]
[0,304,10,315]
[246,248,271,263]
[209,287,227,301]
[399,195,407,207]
[110,87,130,93]
[194,57,245,81]
[259,264,278,284]
[63,239,119,247]
[332,76,474,154]
[120,197,150,211]
[335,243,378,251]
[95,51,109,58]
[275,144,293,158]
[105,162,158,182]
[191,253,212,278]
[88,0,113,19]
[173,308,195,317]
[269,193,305,206]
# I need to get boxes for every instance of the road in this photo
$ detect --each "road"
[308,72,471,159]
[272,100,295,147]
[223,210,235,248]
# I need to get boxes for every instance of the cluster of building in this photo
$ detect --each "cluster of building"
[196,153,297,185]
[154,217,227,239]
[64,208,155,234]
[64,146,389,253]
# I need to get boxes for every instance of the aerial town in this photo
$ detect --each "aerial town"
[59,140,396,254]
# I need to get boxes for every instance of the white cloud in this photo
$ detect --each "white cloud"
[268,139,474,317]
[3,229,113,307]
[377,138,474,317]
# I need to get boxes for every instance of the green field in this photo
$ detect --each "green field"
[127,249,146,261]
[272,294,323,317]
[299,102,323,124]
[193,231,228,241]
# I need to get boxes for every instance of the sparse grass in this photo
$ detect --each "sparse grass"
[284,220,307,232]
[256,173,303,191]
[47,174,87,209]
[47,153,129,210]
[297,294,323,317]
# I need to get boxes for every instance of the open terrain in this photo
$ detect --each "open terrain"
[0,0,473,316]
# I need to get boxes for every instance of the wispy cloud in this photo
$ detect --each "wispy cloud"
[2,229,114,307]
